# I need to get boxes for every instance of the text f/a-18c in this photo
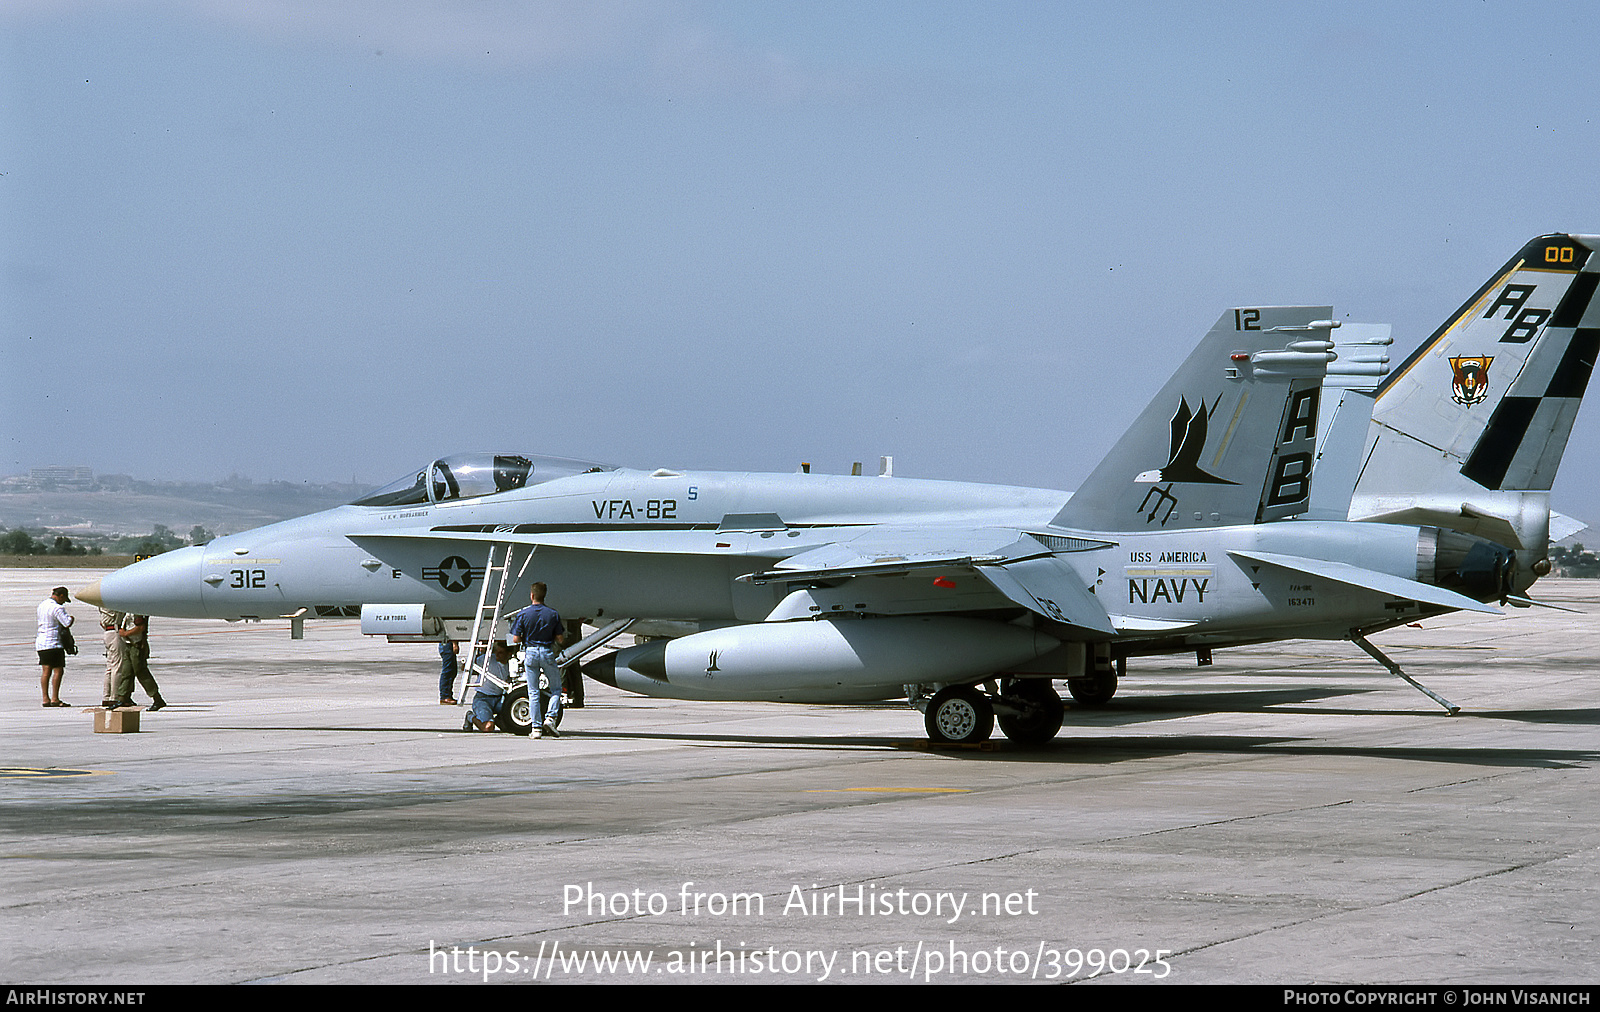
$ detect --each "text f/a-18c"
[81,234,1599,744]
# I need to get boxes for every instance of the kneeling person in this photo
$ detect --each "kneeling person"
[467,641,515,733]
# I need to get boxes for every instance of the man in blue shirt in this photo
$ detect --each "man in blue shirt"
[509,582,566,738]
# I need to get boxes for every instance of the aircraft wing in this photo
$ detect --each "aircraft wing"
[745,525,1039,580]
[357,522,1114,634]
[1228,550,1501,615]
[748,527,1115,635]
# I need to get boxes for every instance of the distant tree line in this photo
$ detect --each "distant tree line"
[0,523,214,557]
[1550,543,1600,578]
[0,530,99,556]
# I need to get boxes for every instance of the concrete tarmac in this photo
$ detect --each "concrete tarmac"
[3,567,1597,985]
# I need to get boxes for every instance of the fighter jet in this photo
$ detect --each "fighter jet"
[79,234,1598,744]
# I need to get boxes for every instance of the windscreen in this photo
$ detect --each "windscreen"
[351,453,613,507]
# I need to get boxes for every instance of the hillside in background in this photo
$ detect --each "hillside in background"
[1,475,369,542]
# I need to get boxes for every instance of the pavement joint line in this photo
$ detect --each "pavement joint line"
[1165,856,1555,967]
[1403,767,1552,793]
[1092,798,1358,846]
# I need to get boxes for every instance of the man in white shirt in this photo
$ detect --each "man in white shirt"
[35,586,74,707]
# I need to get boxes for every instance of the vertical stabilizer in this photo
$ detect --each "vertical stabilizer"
[1350,234,1600,551]
[1053,307,1334,532]
[1306,324,1391,520]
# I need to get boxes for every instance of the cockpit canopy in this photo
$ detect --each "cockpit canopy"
[351,453,614,507]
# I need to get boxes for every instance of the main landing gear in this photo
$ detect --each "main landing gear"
[1066,656,1122,707]
[498,685,536,736]
[995,679,1064,745]
[498,683,570,735]
[920,678,1066,746]
[923,685,994,744]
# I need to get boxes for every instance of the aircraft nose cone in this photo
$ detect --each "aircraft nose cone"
[96,545,209,618]
[76,578,104,607]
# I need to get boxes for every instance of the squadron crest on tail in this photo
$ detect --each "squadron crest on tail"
[1449,356,1493,406]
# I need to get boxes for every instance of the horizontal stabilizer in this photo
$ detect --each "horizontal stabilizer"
[1504,594,1580,613]
[1354,503,1530,551]
[1228,550,1500,615]
[1352,489,1552,552]
[1549,511,1588,543]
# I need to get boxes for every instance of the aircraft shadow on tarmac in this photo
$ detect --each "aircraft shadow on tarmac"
[1071,688,1600,725]
[235,678,1599,771]
[537,730,1597,769]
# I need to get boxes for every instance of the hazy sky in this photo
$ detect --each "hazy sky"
[5,1,1598,523]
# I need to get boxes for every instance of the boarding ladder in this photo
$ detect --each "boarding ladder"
[461,542,535,695]
[459,545,642,716]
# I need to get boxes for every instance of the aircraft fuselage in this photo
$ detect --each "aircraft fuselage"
[95,467,1496,658]
[98,469,1067,622]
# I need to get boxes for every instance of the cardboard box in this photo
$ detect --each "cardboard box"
[94,708,140,733]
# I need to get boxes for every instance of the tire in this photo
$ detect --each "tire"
[1066,671,1117,706]
[924,685,994,744]
[997,680,1064,745]
[498,685,534,736]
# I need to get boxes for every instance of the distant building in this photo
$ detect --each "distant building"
[30,466,94,483]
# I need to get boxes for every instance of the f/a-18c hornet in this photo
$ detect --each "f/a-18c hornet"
[80,234,1598,744]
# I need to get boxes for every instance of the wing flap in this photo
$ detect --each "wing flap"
[974,555,1114,635]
